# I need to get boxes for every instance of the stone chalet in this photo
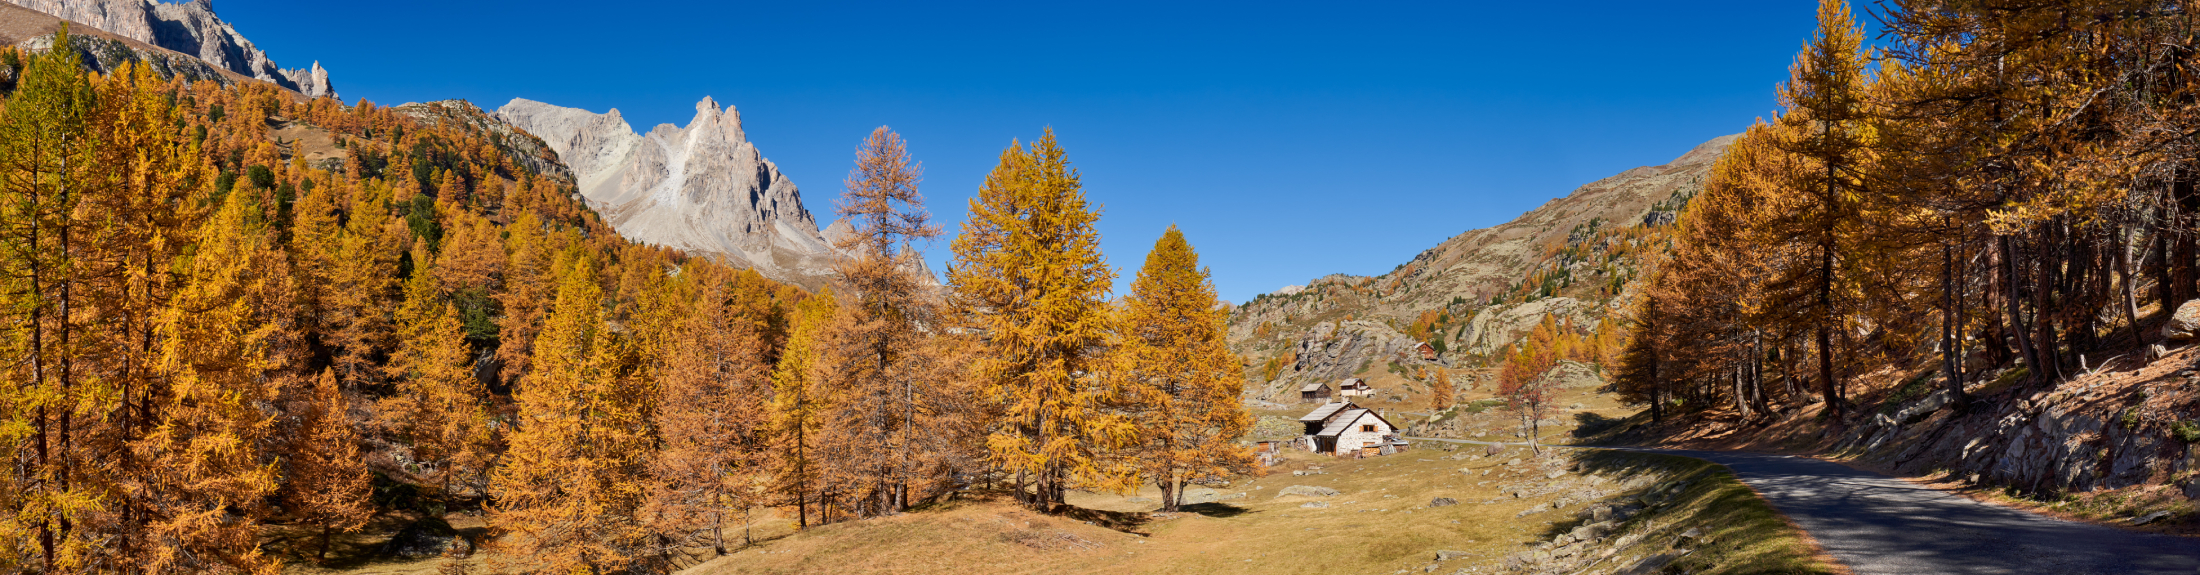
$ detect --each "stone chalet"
[1296,401,1408,457]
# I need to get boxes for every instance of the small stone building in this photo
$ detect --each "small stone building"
[1338,378,1374,398]
[1295,401,1407,457]
[1300,381,1333,403]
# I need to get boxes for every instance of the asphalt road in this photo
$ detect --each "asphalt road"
[1409,437,2200,574]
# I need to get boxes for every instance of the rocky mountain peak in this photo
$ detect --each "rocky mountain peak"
[494,97,839,284]
[2,0,336,98]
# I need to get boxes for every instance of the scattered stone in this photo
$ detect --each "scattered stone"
[2165,299,2200,341]
[1505,458,1521,467]
[1546,469,1567,480]
[2131,510,2173,526]
[1429,497,1459,507]
[1278,485,1341,498]
[1435,550,1471,561]
[1677,527,1704,542]
[1301,501,1329,508]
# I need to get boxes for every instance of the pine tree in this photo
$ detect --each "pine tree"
[1757,0,1876,421]
[1497,316,1562,454]
[819,126,962,517]
[647,267,770,554]
[1117,225,1252,512]
[283,369,373,562]
[139,180,285,574]
[488,250,649,572]
[947,129,1133,510]
[0,25,99,570]
[383,239,492,497]
[769,289,837,528]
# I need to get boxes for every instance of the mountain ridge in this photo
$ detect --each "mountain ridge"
[1228,134,1736,398]
[494,97,841,285]
[1,0,334,98]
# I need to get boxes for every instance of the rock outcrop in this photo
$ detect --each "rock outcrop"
[494,97,839,283]
[1228,135,1738,365]
[1261,320,1439,402]
[2,0,335,97]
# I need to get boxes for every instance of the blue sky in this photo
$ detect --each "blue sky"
[214,0,1819,303]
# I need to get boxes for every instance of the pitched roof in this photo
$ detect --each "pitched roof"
[1300,382,1329,392]
[1315,409,1400,437]
[1316,410,1370,436]
[1298,401,1355,422]
[1339,378,1371,389]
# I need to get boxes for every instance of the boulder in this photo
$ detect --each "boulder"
[2165,299,2200,341]
[1278,485,1341,498]
[1300,501,1330,508]
[1484,444,1503,456]
[1429,497,1459,507]
[1435,549,1471,561]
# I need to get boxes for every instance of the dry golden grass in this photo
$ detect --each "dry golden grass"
[677,439,1841,575]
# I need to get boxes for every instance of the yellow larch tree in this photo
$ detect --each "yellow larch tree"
[768,288,837,528]
[646,265,771,555]
[820,126,965,517]
[141,180,285,574]
[383,239,493,498]
[948,129,1135,510]
[488,250,649,572]
[282,369,373,563]
[1117,225,1253,512]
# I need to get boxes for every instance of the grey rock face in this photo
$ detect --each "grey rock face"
[4,0,337,98]
[494,97,840,283]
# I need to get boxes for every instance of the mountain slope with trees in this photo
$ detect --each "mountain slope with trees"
[1609,0,2200,528]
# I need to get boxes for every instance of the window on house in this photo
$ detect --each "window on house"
[1361,424,1375,432]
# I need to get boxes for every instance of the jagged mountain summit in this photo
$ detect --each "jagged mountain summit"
[495,97,841,283]
[2,0,335,98]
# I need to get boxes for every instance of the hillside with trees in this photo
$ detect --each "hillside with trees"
[1607,0,2200,527]
[0,29,1258,573]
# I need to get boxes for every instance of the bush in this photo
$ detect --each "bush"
[2172,421,2200,443]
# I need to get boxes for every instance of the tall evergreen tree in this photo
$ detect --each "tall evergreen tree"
[0,25,98,571]
[948,129,1135,510]
[769,289,836,528]
[283,369,373,563]
[647,267,770,554]
[1117,225,1252,512]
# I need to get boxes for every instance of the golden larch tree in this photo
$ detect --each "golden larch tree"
[1117,225,1253,512]
[282,369,373,562]
[768,288,837,527]
[647,266,771,554]
[947,129,1135,510]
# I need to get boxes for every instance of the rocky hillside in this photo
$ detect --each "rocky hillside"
[1231,135,1736,388]
[2,0,334,97]
[495,97,841,285]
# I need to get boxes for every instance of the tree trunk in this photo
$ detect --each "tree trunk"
[2119,224,2147,356]
[2003,235,2040,382]
[1943,243,1968,411]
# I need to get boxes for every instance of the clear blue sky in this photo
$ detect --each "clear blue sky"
[214,0,1819,304]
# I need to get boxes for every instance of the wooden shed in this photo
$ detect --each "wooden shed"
[1416,341,1439,361]
[1299,381,1333,403]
